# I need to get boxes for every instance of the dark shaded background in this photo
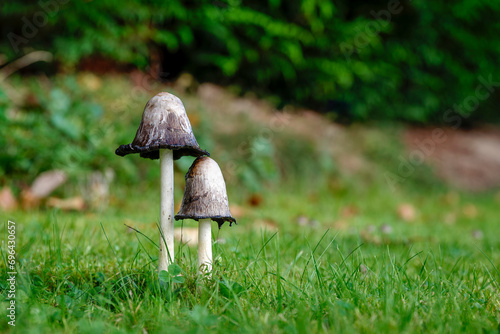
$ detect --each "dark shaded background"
[2,0,499,123]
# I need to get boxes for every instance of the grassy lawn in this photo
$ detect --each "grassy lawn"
[2,183,499,333]
[1,75,500,333]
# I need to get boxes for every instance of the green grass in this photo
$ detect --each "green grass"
[1,182,499,333]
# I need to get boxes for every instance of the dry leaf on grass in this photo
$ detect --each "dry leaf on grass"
[47,197,85,211]
[0,187,18,211]
[397,203,416,222]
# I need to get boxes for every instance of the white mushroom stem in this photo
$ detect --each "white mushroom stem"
[159,149,175,273]
[198,218,212,275]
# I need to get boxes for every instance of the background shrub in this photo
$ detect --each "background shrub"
[1,0,499,124]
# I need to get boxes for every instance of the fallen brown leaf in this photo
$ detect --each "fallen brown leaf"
[174,227,198,246]
[31,170,67,198]
[253,219,278,231]
[229,204,246,217]
[46,197,85,211]
[248,194,263,207]
[0,187,18,211]
[397,203,416,222]
[340,205,359,218]
[21,189,40,209]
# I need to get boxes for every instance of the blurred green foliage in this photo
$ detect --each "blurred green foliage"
[1,0,499,123]
[0,76,134,186]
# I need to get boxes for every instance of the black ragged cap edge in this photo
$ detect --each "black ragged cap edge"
[174,214,237,229]
[115,143,209,160]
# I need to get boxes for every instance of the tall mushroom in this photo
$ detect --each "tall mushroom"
[115,92,209,274]
[175,156,236,275]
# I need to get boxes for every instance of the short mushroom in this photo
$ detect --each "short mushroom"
[115,92,208,274]
[175,156,235,275]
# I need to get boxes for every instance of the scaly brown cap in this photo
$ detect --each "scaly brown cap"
[115,92,209,160]
[175,157,236,228]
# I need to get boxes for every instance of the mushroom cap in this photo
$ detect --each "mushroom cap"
[175,157,236,228]
[115,92,209,160]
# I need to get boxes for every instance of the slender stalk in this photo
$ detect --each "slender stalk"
[159,149,174,273]
[198,218,212,275]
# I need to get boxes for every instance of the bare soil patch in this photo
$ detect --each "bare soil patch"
[405,126,500,191]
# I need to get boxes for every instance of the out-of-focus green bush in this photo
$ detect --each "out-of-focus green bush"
[0,77,139,187]
[1,0,499,124]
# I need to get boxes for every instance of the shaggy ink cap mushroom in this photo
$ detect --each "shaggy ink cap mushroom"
[115,92,209,160]
[175,156,236,228]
